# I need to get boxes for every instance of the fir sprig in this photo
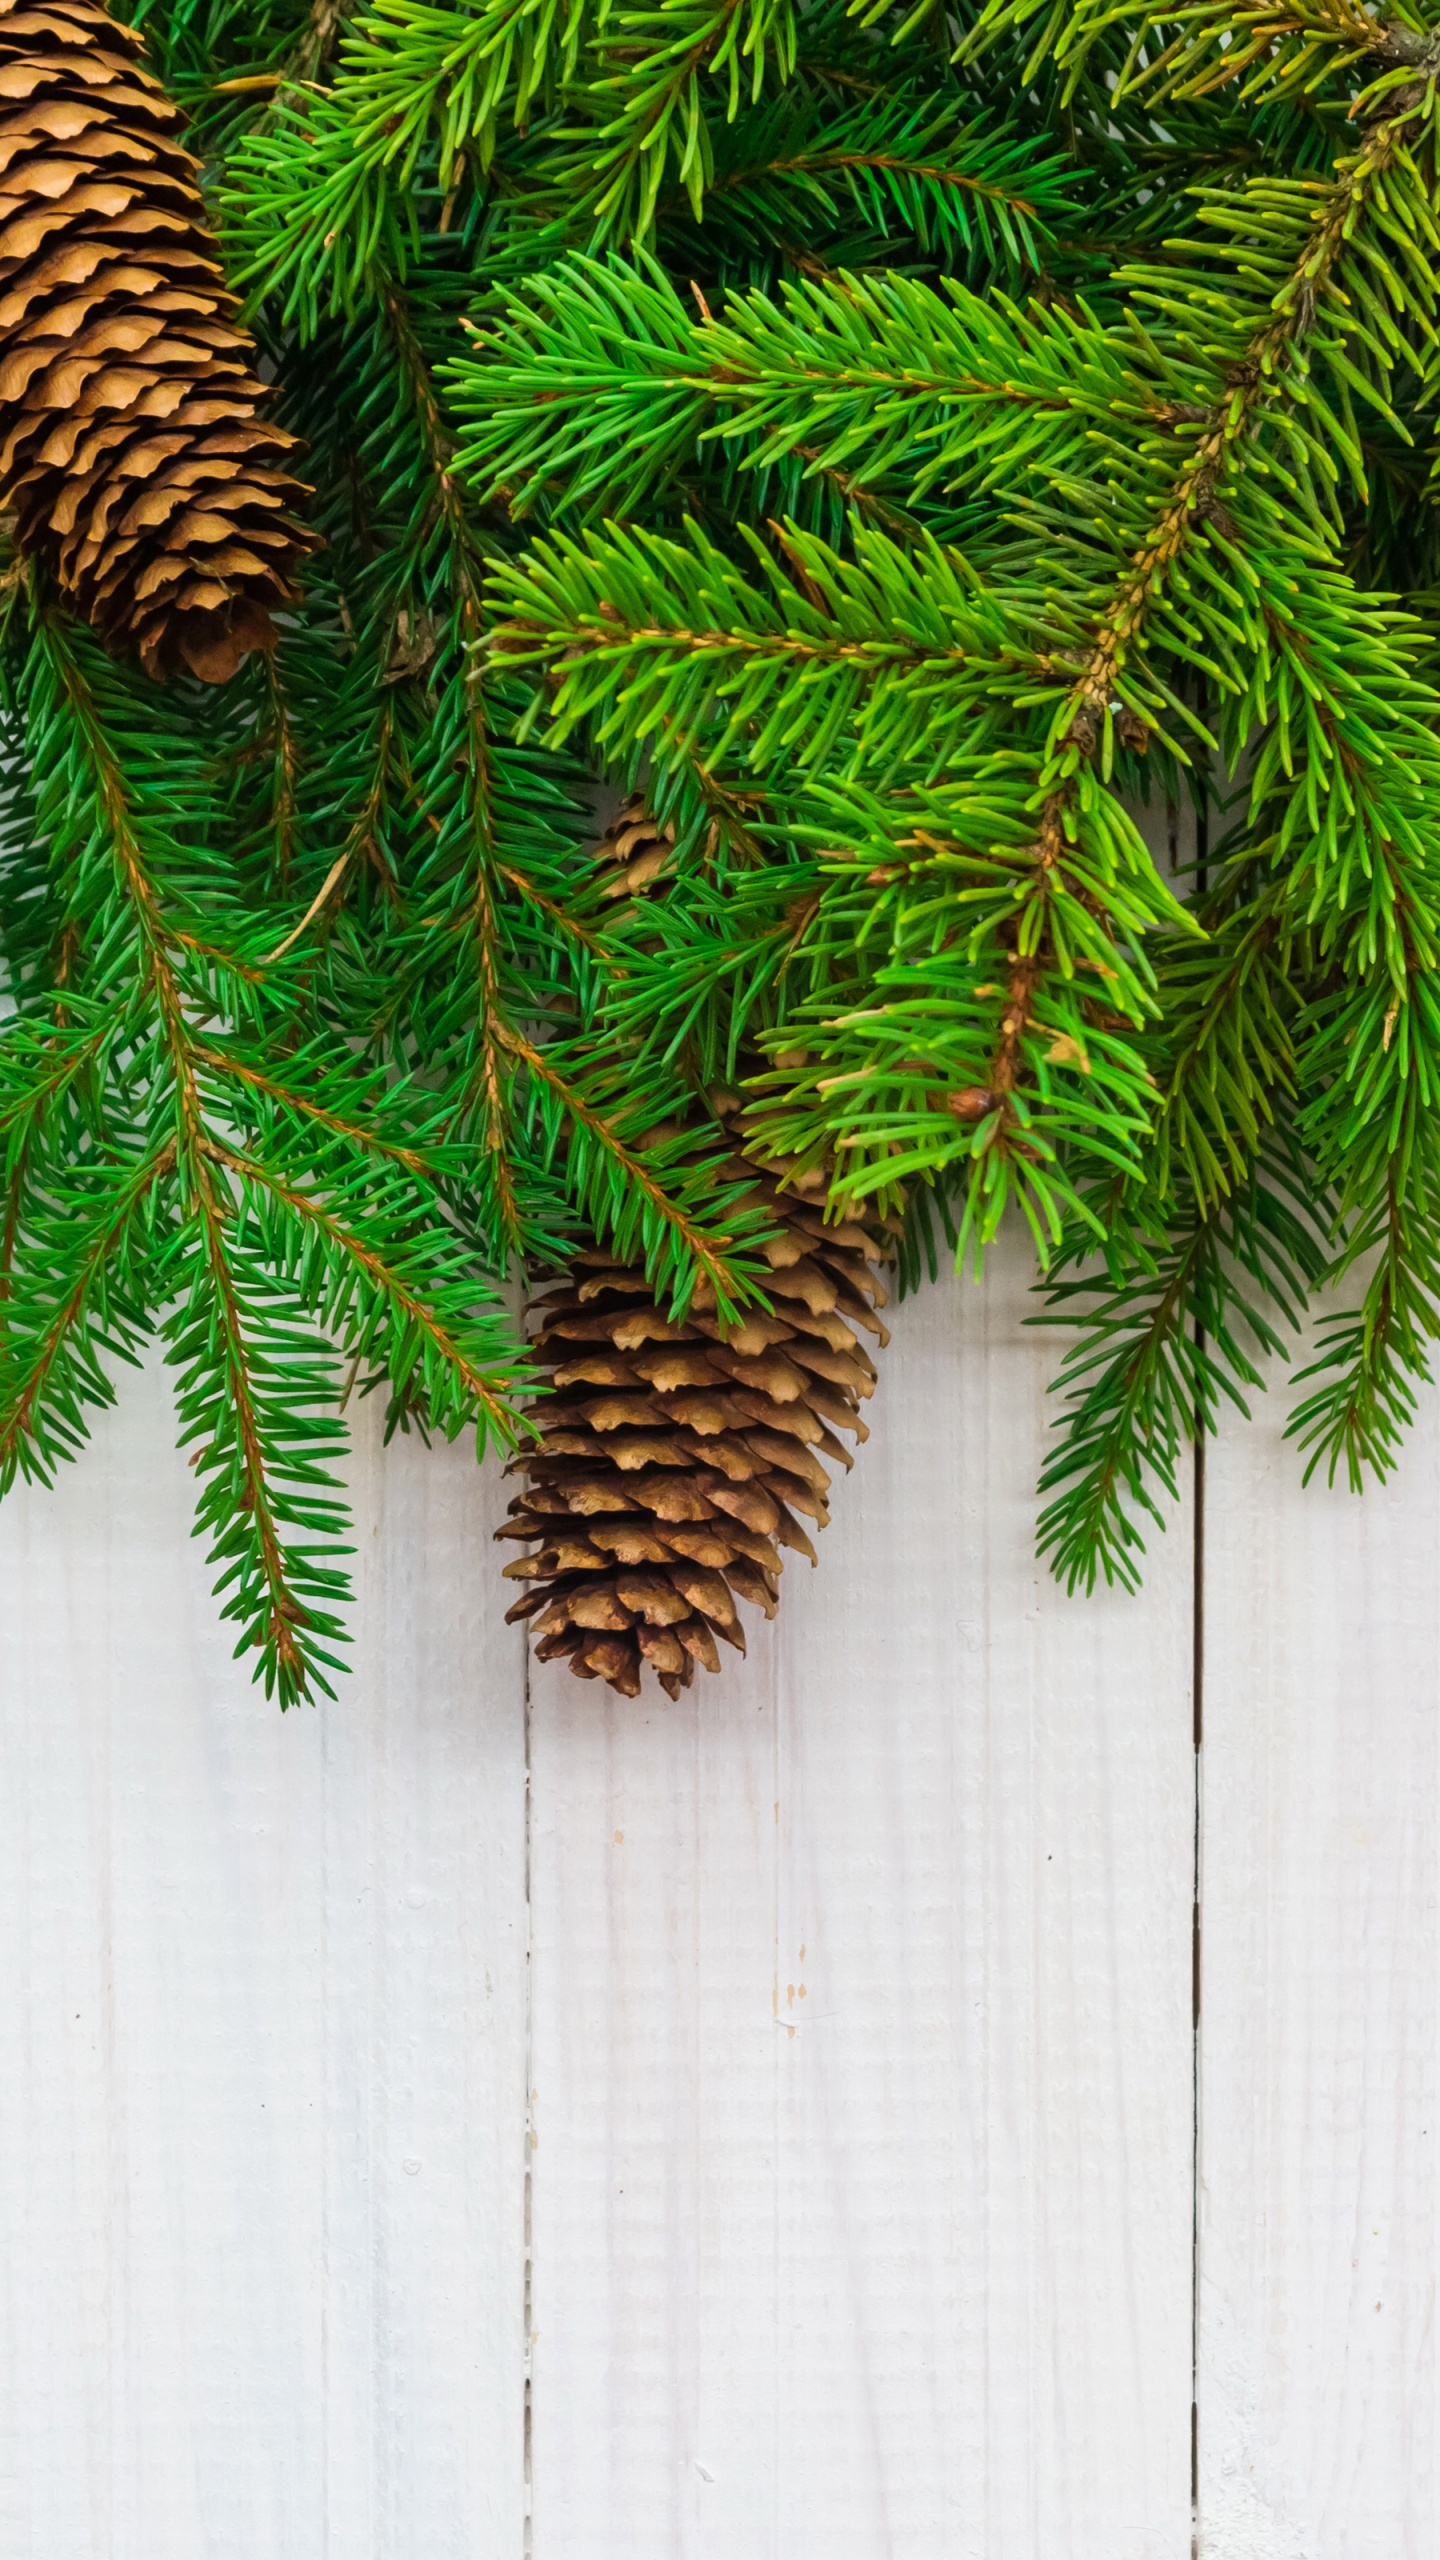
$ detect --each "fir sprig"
[0,604,534,1702]
[7,0,1440,1674]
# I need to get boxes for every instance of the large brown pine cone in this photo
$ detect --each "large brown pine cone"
[497,1152,889,1699]
[0,0,314,681]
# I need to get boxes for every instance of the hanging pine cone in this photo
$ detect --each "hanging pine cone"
[0,0,314,681]
[497,1148,890,1699]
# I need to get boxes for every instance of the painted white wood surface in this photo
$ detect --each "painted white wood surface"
[1199,1375,1440,2558]
[527,1239,1196,2560]
[0,1355,527,2560]
[14,1241,1440,2554]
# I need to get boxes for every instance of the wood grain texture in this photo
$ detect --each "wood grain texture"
[0,1353,527,2560]
[1198,1375,1440,2558]
[527,1240,1197,2560]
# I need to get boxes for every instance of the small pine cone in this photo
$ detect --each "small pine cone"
[0,0,315,681]
[592,790,675,900]
[497,1153,889,1699]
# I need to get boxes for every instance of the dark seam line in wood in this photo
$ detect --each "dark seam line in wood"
[522,1262,536,2560]
[1190,770,1210,2551]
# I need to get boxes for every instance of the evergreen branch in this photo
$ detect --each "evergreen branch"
[0,1142,169,1485]
[1149,890,1295,1211]
[16,0,1440,1644]
[495,859,607,955]
[962,0,1436,107]
[381,283,530,1261]
[6,593,539,1695]
[687,92,1079,278]
[739,769,1188,1249]
[223,82,421,332]
[1287,1153,1440,1488]
[263,695,400,956]
[261,650,302,888]
[340,0,593,185]
[1053,116,1440,771]
[970,101,1440,1248]
[448,254,1131,523]
[191,1041,434,1175]
[485,513,1040,781]
[180,1157,346,1705]
[1035,1127,1330,1588]
[1037,1207,1213,1594]
[579,0,800,241]
[209,1138,532,1449]
[0,1011,114,1151]
[499,1019,777,1317]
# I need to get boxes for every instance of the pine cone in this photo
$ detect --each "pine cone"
[497,1151,889,1699]
[593,790,674,900]
[0,0,315,681]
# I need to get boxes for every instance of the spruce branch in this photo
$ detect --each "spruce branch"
[0,1140,170,1486]
[576,0,799,242]
[14,0,1440,1655]
[1035,1126,1331,1588]
[335,278,780,1308]
[961,0,1440,108]
[660,87,1079,277]
[0,602,533,1702]
[448,254,1130,526]
[1288,1153,1440,1486]
[501,1019,779,1318]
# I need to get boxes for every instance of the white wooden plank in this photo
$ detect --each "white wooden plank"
[0,1352,527,2560]
[528,1237,1196,2559]
[1198,1366,1440,2556]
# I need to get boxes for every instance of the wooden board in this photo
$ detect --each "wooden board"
[527,1239,1197,2559]
[22,1210,1440,2550]
[0,1354,528,2560]
[1198,1371,1440,2555]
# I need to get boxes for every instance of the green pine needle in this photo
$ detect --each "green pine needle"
[7,0,1440,1671]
